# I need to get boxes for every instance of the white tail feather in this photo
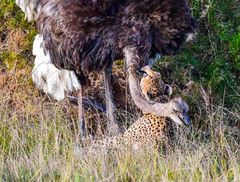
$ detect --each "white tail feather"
[15,0,41,21]
[32,35,80,100]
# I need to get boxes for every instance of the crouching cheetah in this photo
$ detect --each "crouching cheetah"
[92,66,191,149]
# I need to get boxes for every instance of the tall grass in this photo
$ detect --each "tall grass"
[0,95,239,181]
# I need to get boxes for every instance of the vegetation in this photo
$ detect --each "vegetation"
[0,0,239,181]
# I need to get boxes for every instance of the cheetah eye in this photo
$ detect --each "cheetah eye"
[138,70,146,75]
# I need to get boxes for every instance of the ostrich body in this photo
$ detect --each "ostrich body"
[16,0,196,137]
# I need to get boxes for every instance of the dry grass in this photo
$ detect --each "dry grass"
[0,28,27,54]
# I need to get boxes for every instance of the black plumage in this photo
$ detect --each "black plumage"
[37,0,196,76]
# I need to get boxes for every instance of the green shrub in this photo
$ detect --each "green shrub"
[158,0,240,107]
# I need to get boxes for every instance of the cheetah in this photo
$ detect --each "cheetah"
[92,67,191,149]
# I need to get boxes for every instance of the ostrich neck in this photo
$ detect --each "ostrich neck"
[123,47,173,116]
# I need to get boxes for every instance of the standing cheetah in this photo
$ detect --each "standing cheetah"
[92,67,191,149]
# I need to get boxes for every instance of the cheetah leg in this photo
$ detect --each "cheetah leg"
[78,85,86,138]
[103,66,120,136]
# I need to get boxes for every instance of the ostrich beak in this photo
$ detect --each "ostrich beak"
[182,112,191,125]
[169,111,191,126]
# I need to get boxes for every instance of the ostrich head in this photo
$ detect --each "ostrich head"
[167,97,191,126]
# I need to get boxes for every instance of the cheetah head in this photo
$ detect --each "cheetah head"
[168,97,191,126]
[140,65,172,97]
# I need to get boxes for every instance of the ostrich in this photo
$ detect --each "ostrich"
[16,0,196,137]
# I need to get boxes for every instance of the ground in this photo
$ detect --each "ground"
[0,0,239,181]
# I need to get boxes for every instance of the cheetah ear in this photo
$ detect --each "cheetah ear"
[164,84,173,96]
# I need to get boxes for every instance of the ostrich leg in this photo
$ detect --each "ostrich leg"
[77,85,86,138]
[103,66,120,135]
